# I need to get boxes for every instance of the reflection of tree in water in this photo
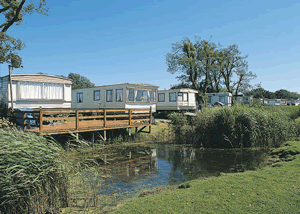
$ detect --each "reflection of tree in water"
[155,144,269,184]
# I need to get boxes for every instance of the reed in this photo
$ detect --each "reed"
[169,106,298,148]
[0,127,68,214]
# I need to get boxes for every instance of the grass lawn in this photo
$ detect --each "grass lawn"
[112,141,300,213]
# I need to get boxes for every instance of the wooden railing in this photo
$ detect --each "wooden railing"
[11,107,152,135]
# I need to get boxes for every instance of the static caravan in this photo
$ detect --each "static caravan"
[260,98,269,105]
[287,99,300,106]
[0,74,72,111]
[71,83,159,112]
[236,95,253,104]
[207,92,232,107]
[156,88,198,111]
[268,99,281,106]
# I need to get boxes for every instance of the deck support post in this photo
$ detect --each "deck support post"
[92,132,95,147]
[135,127,137,133]
[23,112,27,131]
[75,110,79,130]
[39,109,43,135]
[76,133,79,141]
[103,130,107,141]
[128,128,132,136]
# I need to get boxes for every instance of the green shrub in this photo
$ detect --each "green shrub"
[0,128,68,214]
[169,106,297,148]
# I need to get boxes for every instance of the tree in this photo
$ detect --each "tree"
[67,73,96,90]
[0,0,48,64]
[219,45,256,96]
[244,87,275,99]
[166,36,256,104]
[275,89,300,99]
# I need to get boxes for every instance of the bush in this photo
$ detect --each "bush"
[169,106,297,148]
[0,128,68,214]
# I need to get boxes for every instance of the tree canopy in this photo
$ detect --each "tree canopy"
[0,0,48,66]
[166,37,256,103]
[244,87,300,99]
[67,73,96,90]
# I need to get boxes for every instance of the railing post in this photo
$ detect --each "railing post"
[39,109,43,134]
[149,106,152,133]
[76,110,79,130]
[150,106,152,124]
[23,112,27,131]
[104,109,106,127]
[129,109,132,125]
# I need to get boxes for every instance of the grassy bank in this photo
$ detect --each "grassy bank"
[113,141,300,213]
[169,105,299,148]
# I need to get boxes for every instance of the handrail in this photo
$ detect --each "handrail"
[14,108,152,135]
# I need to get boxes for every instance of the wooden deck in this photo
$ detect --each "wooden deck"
[11,108,152,136]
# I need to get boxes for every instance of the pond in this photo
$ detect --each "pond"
[71,143,270,210]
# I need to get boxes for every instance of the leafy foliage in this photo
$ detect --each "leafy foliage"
[166,37,256,104]
[169,106,298,148]
[245,87,300,99]
[67,72,96,89]
[0,0,48,64]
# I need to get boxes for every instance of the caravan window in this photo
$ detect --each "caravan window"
[128,89,134,101]
[106,90,113,102]
[158,93,165,102]
[20,83,43,99]
[178,92,188,102]
[151,91,155,102]
[116,89,123,102]
[94,90,100,101]
[20,83,63,100]
[43,84,63,99]
[136,90,149,102]
[77,93,83,103]
[169,92,176,102]
[208,96,212,104]
[219,96,225,103]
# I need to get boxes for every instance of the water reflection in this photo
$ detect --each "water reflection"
[97,144,269,200]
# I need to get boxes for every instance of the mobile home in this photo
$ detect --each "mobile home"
[235,95,253,104]
[0,74,72,111]
[287,99,300,106]
[268,99,282,106]
[156,88,198,111]
[71,83,159,112]
[207,92,232,107]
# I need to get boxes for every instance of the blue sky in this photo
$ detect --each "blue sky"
[0,0,299,93]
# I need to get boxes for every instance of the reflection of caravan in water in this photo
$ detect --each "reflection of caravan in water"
[106,148,158,182]
[71,83,159,112]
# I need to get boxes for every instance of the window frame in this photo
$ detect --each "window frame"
[150,91,155,102]
[106,90,113,102]
[136,90,150,102]
[169,92,176,102]
[116,89,123,102]
[93,90,100,101]
[127,88,134,102]
[158,93,165,102]
[77,92,83,103]
[208,96,212,104]
[219,96,225,103]
[178,92,188,102]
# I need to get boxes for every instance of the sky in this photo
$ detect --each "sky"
[0,0,300,93]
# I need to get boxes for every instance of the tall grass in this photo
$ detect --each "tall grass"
[0,128,68,214]
[169,106,299,148]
